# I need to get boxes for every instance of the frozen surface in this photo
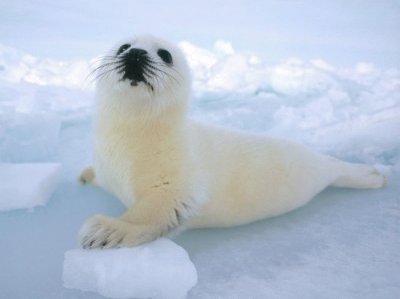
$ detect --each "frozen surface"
[0,111,61,162]
[0,1,399,299]
[0,163,61,211]
[63,238,197,299]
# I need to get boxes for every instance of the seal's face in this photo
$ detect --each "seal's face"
[116,44,173,91]
[95,35,191,113]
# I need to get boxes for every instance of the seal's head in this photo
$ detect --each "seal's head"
[95,34,191,117]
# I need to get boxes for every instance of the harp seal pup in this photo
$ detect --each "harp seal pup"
[79,34,386,249]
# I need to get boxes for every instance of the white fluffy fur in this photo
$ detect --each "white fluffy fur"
[79,34,386,249]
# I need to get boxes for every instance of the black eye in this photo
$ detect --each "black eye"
[117,44,130,55]
[157,49,173,64]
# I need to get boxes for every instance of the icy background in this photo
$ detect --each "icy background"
[1,0,399,298]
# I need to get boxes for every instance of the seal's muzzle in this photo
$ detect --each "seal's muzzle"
[121,48,149,86]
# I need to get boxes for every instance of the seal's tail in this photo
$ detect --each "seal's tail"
[331,161,387,189]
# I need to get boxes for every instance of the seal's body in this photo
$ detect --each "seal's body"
[79,34,386,249]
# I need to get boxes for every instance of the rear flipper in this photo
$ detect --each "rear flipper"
[79,166,96,185]
[331,162,387,189]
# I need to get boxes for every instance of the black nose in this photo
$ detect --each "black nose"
[122,48,148,84]
[126,48,148,62]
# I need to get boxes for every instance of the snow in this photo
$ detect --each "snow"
[0,163,61,211]
[0,1,399,298]
[63,238,197,299]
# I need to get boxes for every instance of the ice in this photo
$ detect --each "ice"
[0,112,61,162]
[63,238,198,299]
[0,163,61,211]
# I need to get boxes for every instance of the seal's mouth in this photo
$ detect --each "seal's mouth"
[127,78,154,91]
[121,68,154,91]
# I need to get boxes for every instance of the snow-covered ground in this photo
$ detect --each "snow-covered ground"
[1,1,399,298]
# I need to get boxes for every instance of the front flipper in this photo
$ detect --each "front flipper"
[80,215,158,249]
[79,195,195,248]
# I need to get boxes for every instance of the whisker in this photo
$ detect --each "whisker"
[146,63,180,85]
[92,64,123,83]
[151,60,184,79]
[87,61,125,82]
[87,53,183,93]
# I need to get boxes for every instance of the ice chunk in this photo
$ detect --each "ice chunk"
[0,163,61,211]
[63,238,198,299]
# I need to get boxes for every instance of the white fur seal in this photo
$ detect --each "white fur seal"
[79,34,386,249]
